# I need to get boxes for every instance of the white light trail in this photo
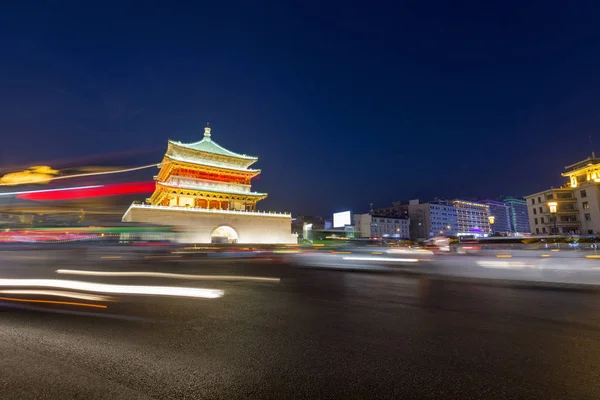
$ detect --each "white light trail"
[0,185,102,197]
[476,261,533,268]
[386,248,434,255]
[0,289,114,302]
[342,256,419,263]
[56,269,280,283]
[0,279,223,299]
[0,164,158,186]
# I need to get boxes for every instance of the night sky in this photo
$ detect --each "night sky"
[2,1,600,216]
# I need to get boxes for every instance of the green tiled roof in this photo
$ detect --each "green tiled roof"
[169,126,257,160]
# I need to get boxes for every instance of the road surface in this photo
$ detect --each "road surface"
[1,248,600,399]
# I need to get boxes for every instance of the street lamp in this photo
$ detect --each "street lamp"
[548,201,558,235]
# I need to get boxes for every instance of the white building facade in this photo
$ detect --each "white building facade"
[353,213,410,239]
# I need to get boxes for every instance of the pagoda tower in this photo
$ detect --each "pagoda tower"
[123,125,294,244]
[147,125,267,211]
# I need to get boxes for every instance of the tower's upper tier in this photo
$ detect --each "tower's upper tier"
[167,126,259,169]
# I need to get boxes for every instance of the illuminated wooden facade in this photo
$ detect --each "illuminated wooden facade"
[123,125,295,244]
[147,125,267,211]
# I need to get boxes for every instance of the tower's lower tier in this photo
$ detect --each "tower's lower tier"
[122,204,297,244]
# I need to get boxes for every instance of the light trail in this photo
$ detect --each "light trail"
[56,269,280,283]
[0,185,102,197]
[0,289,114,302]
[343,256,419,263]
[476,260,533,268]
[0,296,107,309]
[386,248,434,255]
[0,279,224,299]
[8,181,156,201]
[0,164,158,186]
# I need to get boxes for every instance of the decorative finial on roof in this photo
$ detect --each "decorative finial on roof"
[204,123,211,140]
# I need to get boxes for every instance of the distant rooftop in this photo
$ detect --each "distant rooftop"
[371,214,408,220]
[478,199,509,206]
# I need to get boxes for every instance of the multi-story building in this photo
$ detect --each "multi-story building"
[562,155,600,235]
[479,200,511,234]
[525,153,600,235]
[407,199,458,240]
[525,153,600,236]
[353,213,410,239]
[453,200,491,237]
[354,213,372,238]
[503,197,531,234]
[525,188,580,235]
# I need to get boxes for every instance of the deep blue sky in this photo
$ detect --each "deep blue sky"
[2,1,600,216]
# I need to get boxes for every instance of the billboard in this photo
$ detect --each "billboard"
[333,211,351,228]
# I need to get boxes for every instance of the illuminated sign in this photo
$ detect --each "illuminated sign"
[333,211,351,228]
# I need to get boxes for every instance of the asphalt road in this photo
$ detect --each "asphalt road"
[1,248,600,399]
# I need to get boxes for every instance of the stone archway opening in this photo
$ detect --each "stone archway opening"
[211,226,239,244]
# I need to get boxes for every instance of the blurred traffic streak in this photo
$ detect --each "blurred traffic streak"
[292,246,435,270]
[56,269,281,283]
[342,256,419,263]
[4,238,600,305]
[0,289,115,302]
[15,182,156,201]
[0,296,107,309]
[0,279,224,299]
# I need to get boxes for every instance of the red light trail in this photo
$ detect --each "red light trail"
[15,181,156,201]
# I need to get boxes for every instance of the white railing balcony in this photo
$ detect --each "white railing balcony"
[126,203,291,218]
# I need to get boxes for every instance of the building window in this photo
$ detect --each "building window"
[539,206,543,213]
[585,213,591,221]
[533,209,537,215]
[540,217,544,223]
[538,196,542,203]
[588,230,594,235]
[531,198,535,205]
[583,201,590,209]
[546,194,554,200]
[542,227,547,233]
[580,190,587,198]
[534,218,538,225]
[536,228,540,234]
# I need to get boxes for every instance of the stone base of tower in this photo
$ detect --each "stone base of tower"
[122,204,296,244]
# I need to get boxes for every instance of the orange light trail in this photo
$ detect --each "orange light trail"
[0,164,158,186]
[0,296,107,309]
[0,289,114,301]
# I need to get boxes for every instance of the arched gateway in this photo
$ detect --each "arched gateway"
[211,225,239,244]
